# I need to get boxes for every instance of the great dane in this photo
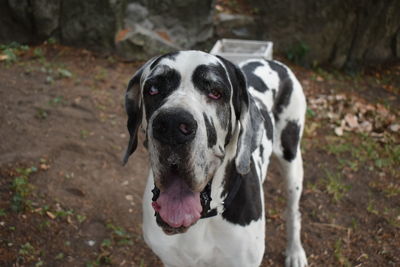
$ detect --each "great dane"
[123,51,308,267]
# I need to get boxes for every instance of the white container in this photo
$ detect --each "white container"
[210,38,273,64]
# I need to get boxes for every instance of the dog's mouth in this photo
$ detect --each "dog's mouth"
[151,175,212,235]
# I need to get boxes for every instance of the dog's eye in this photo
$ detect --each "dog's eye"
[148,86,159,96]
[208,89,221,100]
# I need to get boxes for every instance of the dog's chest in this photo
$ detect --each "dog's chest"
[142,173,266,267]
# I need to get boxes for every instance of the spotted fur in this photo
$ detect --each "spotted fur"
[124,51,308,267]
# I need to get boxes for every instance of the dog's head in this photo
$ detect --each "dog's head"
[123,51,263,234]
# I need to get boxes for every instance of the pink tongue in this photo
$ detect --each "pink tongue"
[154,178,202,228]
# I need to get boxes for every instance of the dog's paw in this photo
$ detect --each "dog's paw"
[285,245,308,267]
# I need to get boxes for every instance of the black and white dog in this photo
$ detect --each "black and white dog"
[123,51,308,267]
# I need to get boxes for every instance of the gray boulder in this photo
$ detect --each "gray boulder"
[241,0,400,68]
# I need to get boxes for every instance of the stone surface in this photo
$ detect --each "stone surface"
[215,13,258,39]
[32,0,61,39]
[115,23,180,61]
[129,0,214,48]
[59,0,123,50]
[0,1,33,44]
[242,0,400,68]
[0,0,398,67]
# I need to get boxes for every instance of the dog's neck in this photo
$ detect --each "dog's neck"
[206,121,242,217]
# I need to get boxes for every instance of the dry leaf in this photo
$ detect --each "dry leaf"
[345,114,359,129]
[305,122,318,136]
[359,121,373,132]
[46,211,56,219]
[334,126,344,136]
[40,163,50,170]
[388,124,400,132]
[0,54,9,61]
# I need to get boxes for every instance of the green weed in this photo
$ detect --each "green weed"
[18,242,41,263]
[369,181,400,198]
[334,239,351,267]
[35,108,48,120]
[324,170,350,202]
[76,214,87,223]
[47,38,58,45]
[54,209,74,218]
[0,42,29,63]
[2,49,17,62]
[33,48,44,59]
[0,208,6,216]
[80,129,89,139]
[325,133,399,178]
[367,199,379,215]
[286,41,310,66]
[54,252,64,260]
[306,107,316,118]
[57,68,72,79]
[35,260,44,267]
[49,96,64,105]
[101,239,112,248]
[106,223,133,246]
[19,242,35,256]
[11,166,37,212]
[325,141,352,155]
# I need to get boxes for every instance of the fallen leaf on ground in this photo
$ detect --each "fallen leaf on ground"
[46,211,56,219]
[345,114,359,128]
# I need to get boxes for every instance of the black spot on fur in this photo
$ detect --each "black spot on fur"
[203,113,217,148]
[150,52,179,70]
[247,98,264,152]
[224,117,232,147]
[272,89,276,100]
[143,67,181,120]
[281,120,300,161]
[259,144,264,160]
[268,61,293,121]
[221,160,262,226]
[192,64,231,101]
[255,99,273,141]
[192,63,232,128]
[216,56,248,122]
[241,61,268,92]
[260,109,273,141]
[219,145,224,155]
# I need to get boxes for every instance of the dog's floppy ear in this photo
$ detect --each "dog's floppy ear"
[217,56,264,175]
[123,67,144,165]
[123,57,158,165]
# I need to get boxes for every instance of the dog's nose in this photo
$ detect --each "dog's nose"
[152,109,197,145]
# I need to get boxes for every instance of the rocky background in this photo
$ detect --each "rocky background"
[0,0,399,68]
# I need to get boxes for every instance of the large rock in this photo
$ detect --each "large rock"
[0,0,214,60]
[115,23,181,61]
[0,0,60,44]
[215,13,258,39]
[59,0,123,51]
[32,0,61,39]
[115,0,214,59]
[241,0,400,68]
[131,0,214,48]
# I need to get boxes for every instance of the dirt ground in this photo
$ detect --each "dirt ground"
[0,44,399,267]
